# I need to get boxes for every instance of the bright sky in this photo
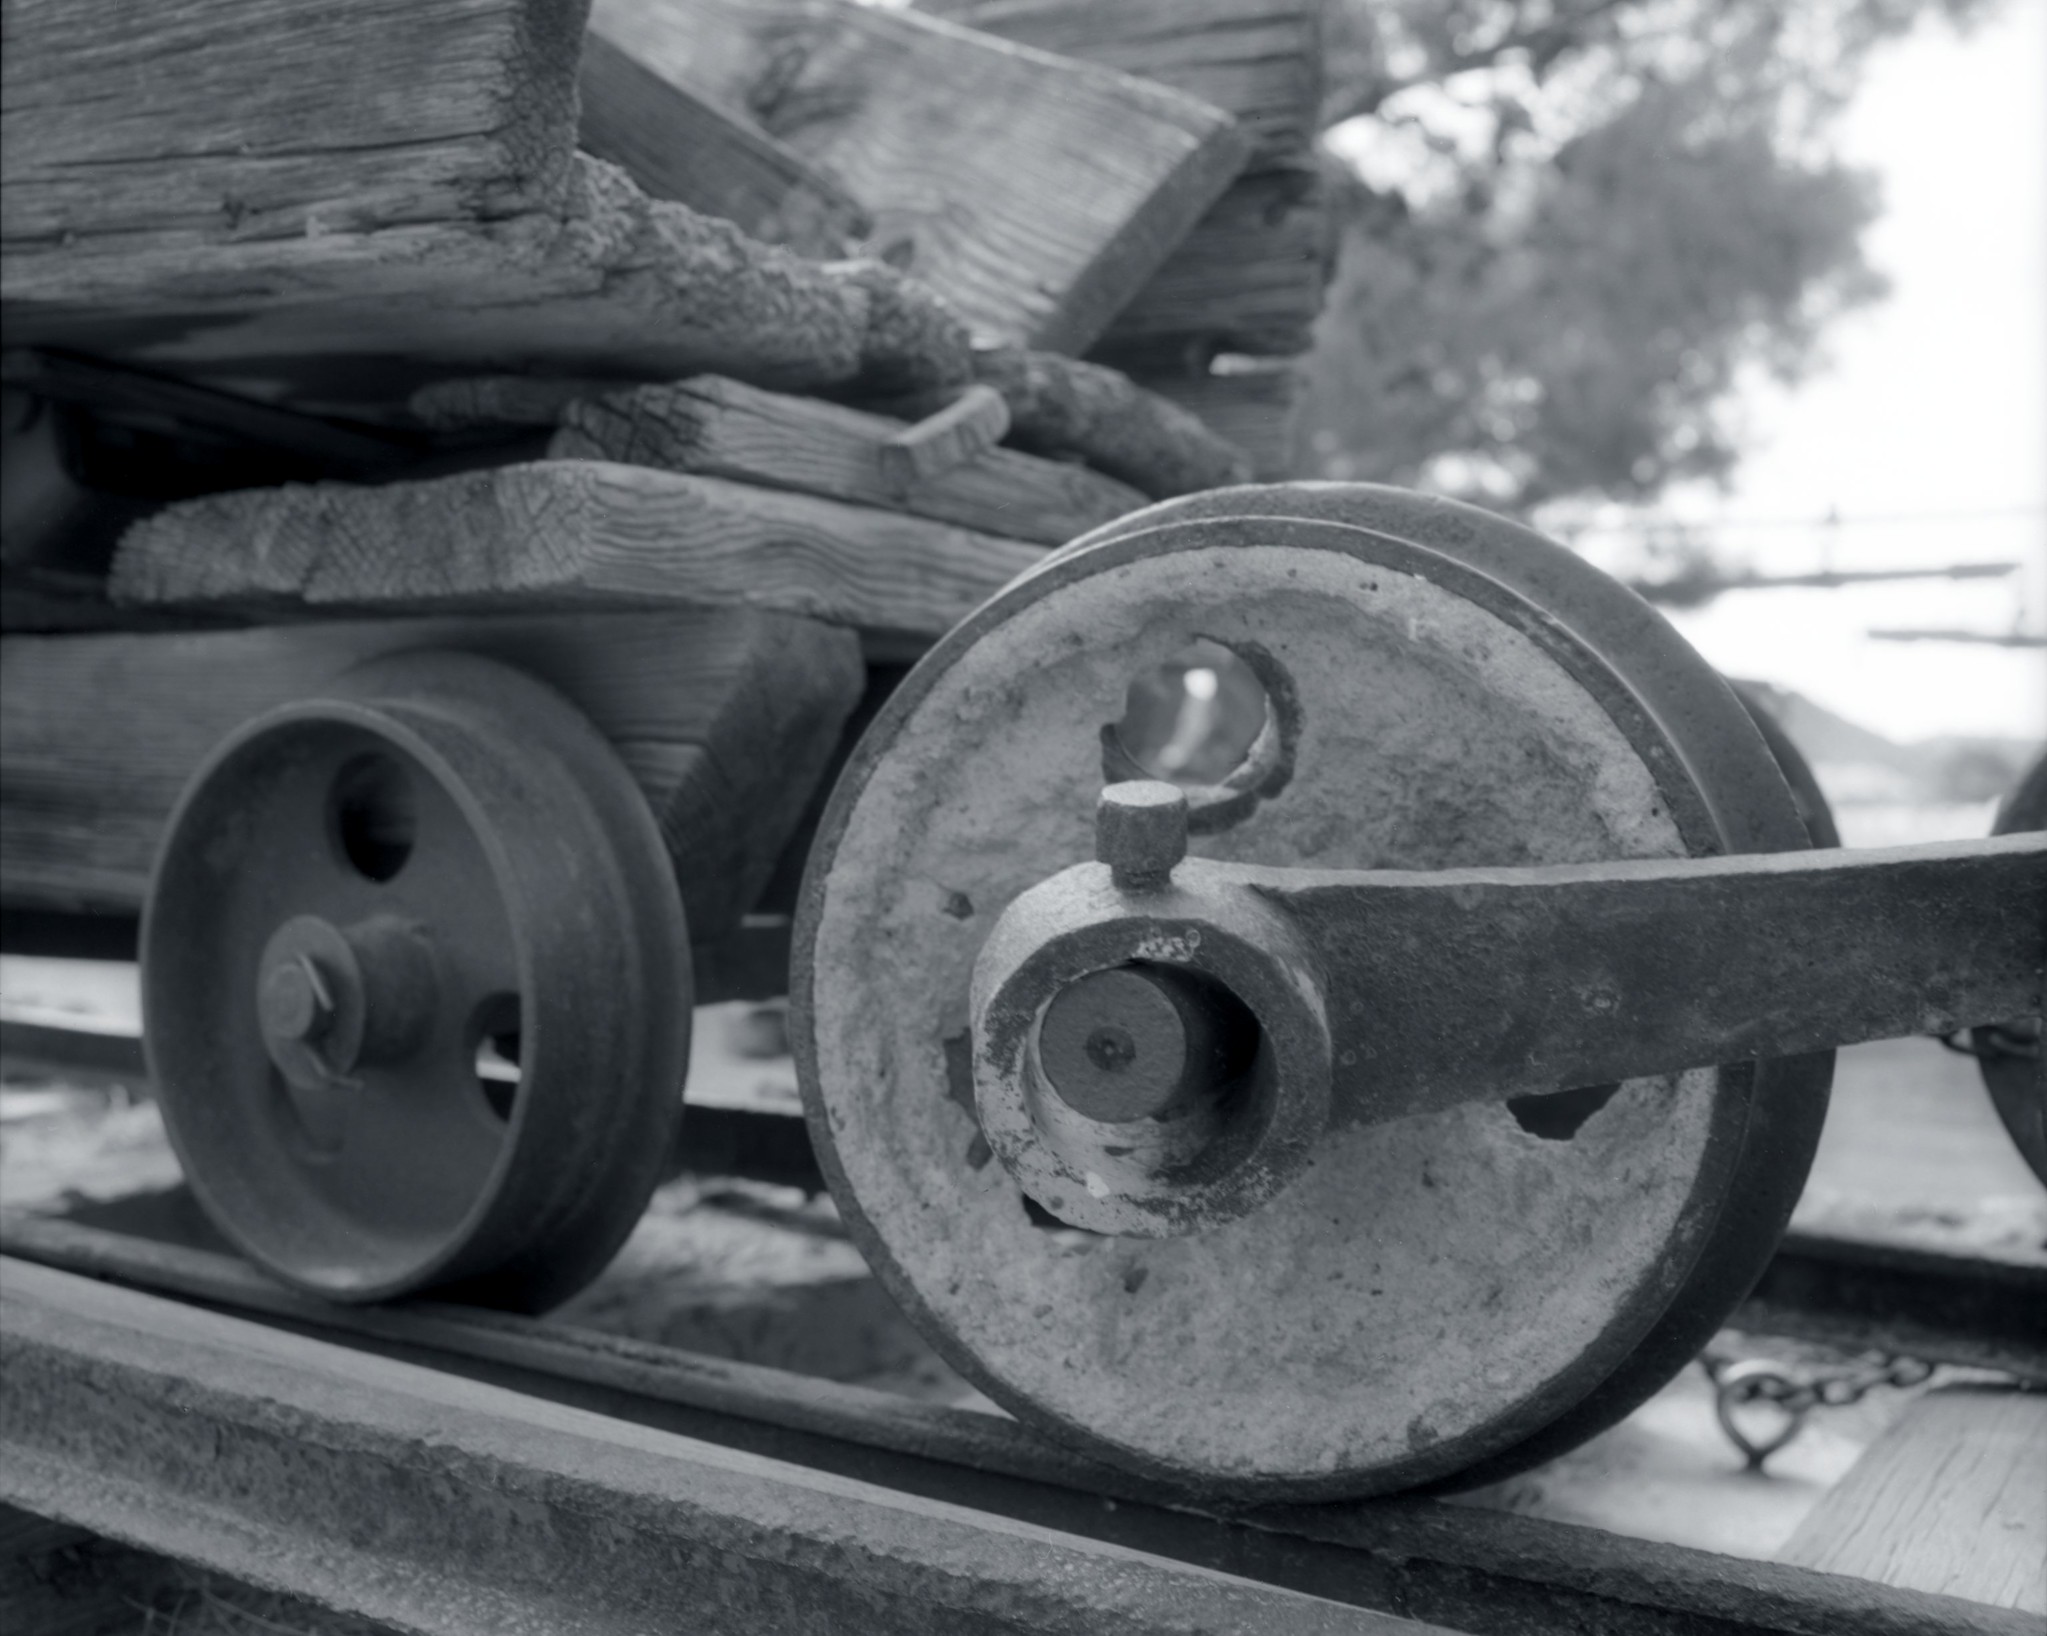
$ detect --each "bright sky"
[1642,0,2046,745]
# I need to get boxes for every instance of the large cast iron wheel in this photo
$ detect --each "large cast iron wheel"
[143,650,690,1311]
[794,483,1832,1500]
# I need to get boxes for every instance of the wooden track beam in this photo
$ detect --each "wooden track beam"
[1,1258,1411,1636]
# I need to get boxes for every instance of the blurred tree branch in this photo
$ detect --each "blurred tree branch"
[1304,0,1999,513]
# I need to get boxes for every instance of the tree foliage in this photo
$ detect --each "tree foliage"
[1302,0,1990,511]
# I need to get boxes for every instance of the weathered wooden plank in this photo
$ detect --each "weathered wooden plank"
[1,0,585,257]
[1138,360,1304,480]
[586,0,1251,354]
[2,1260,1408,1636]
[919,0,1324,169]
[6,135,971,410]
[410,374,1141,545]
[0,609,861,936]
[578,27,871,259]
[880,385,1012,492]
[1780,1385,2046,1613]
[1098,166,1331,357]
[922,1,1333,362]
[109,459,1045,637]
[7,1214,2036,1636]
[958,348,1253,497]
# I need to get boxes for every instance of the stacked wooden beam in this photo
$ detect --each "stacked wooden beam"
[920,0,1334,476]
[1,0,1328,932]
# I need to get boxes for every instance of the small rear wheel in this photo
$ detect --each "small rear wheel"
[143,650,691,1310]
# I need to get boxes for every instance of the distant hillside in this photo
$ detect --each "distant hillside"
[1732,679,2040,804]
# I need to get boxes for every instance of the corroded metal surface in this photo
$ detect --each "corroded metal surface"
[978,834,2041,1166]
[6,1214,2033,1636]
[143,651,690,1311]
[0,1258,1410,1636]
[795,484,1831,1497]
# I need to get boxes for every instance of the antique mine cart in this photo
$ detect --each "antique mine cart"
[2,0,2041,1629]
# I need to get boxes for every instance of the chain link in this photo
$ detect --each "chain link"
[1699,1347,1934,1470]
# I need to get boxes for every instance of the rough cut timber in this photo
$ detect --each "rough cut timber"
[409,374,1145,545]
[919,0,1324,169]
[870,349,1253,498]
[0,609,862,935]
[578,28,872,259]
[924,0,1331,358]
[1140,360,1305,481]
[2,0,971,410]
[1096,166,1331,359]
[109,460,1046,640]
[0,1261,1412,1636]
[585,0,1251,355]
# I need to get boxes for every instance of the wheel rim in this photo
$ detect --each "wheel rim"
[1979,749,2047,1185]
[143,650,690,1310]
[795,484,1830,1498]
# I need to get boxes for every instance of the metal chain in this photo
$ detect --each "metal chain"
[1699,1348,1935,1471]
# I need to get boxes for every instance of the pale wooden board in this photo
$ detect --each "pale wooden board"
[1779,1386,2046,1612]
[918,0,1325,168]
[586,0,1251,354]
[2,0,581,256]
[577,27,870,259]
[1139,361,1304,480]
[545,376,1143,545]
[7,128,970,410]
[108,460,1045,639]
[0,610,862,936]
[924,0,1333,362]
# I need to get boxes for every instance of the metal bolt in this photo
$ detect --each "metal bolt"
[1097,781,1188,892]
[259,954,333,1044]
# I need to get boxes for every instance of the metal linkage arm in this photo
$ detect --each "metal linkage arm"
[970,784,2042,1236]
[1256,832,2043,1124]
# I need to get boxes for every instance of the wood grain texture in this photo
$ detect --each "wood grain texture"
[1779,1386,2046,1613]
[8,110,971,407]
[923,1,1333,362]
[967,348,1252,497]
[2,0,584,255]
[540,376,1134,544]
[109,459,1045,638]
[1139,360,1303,480]
[578,28,871,259]
[879,384,1011,492]
[0,609,862,936]
[919,0,1324,169]
[586,0,1250,354]
[2,1260,1414,1636]
[1098,165,1331,356]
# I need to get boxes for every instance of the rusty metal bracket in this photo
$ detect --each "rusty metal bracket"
[972,783,2044,1234]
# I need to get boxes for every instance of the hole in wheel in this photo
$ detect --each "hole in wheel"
[1112,639,1268,787]
[469,992,522,1122]
[1508,1082,1620,1141]
[331,752,417,882]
